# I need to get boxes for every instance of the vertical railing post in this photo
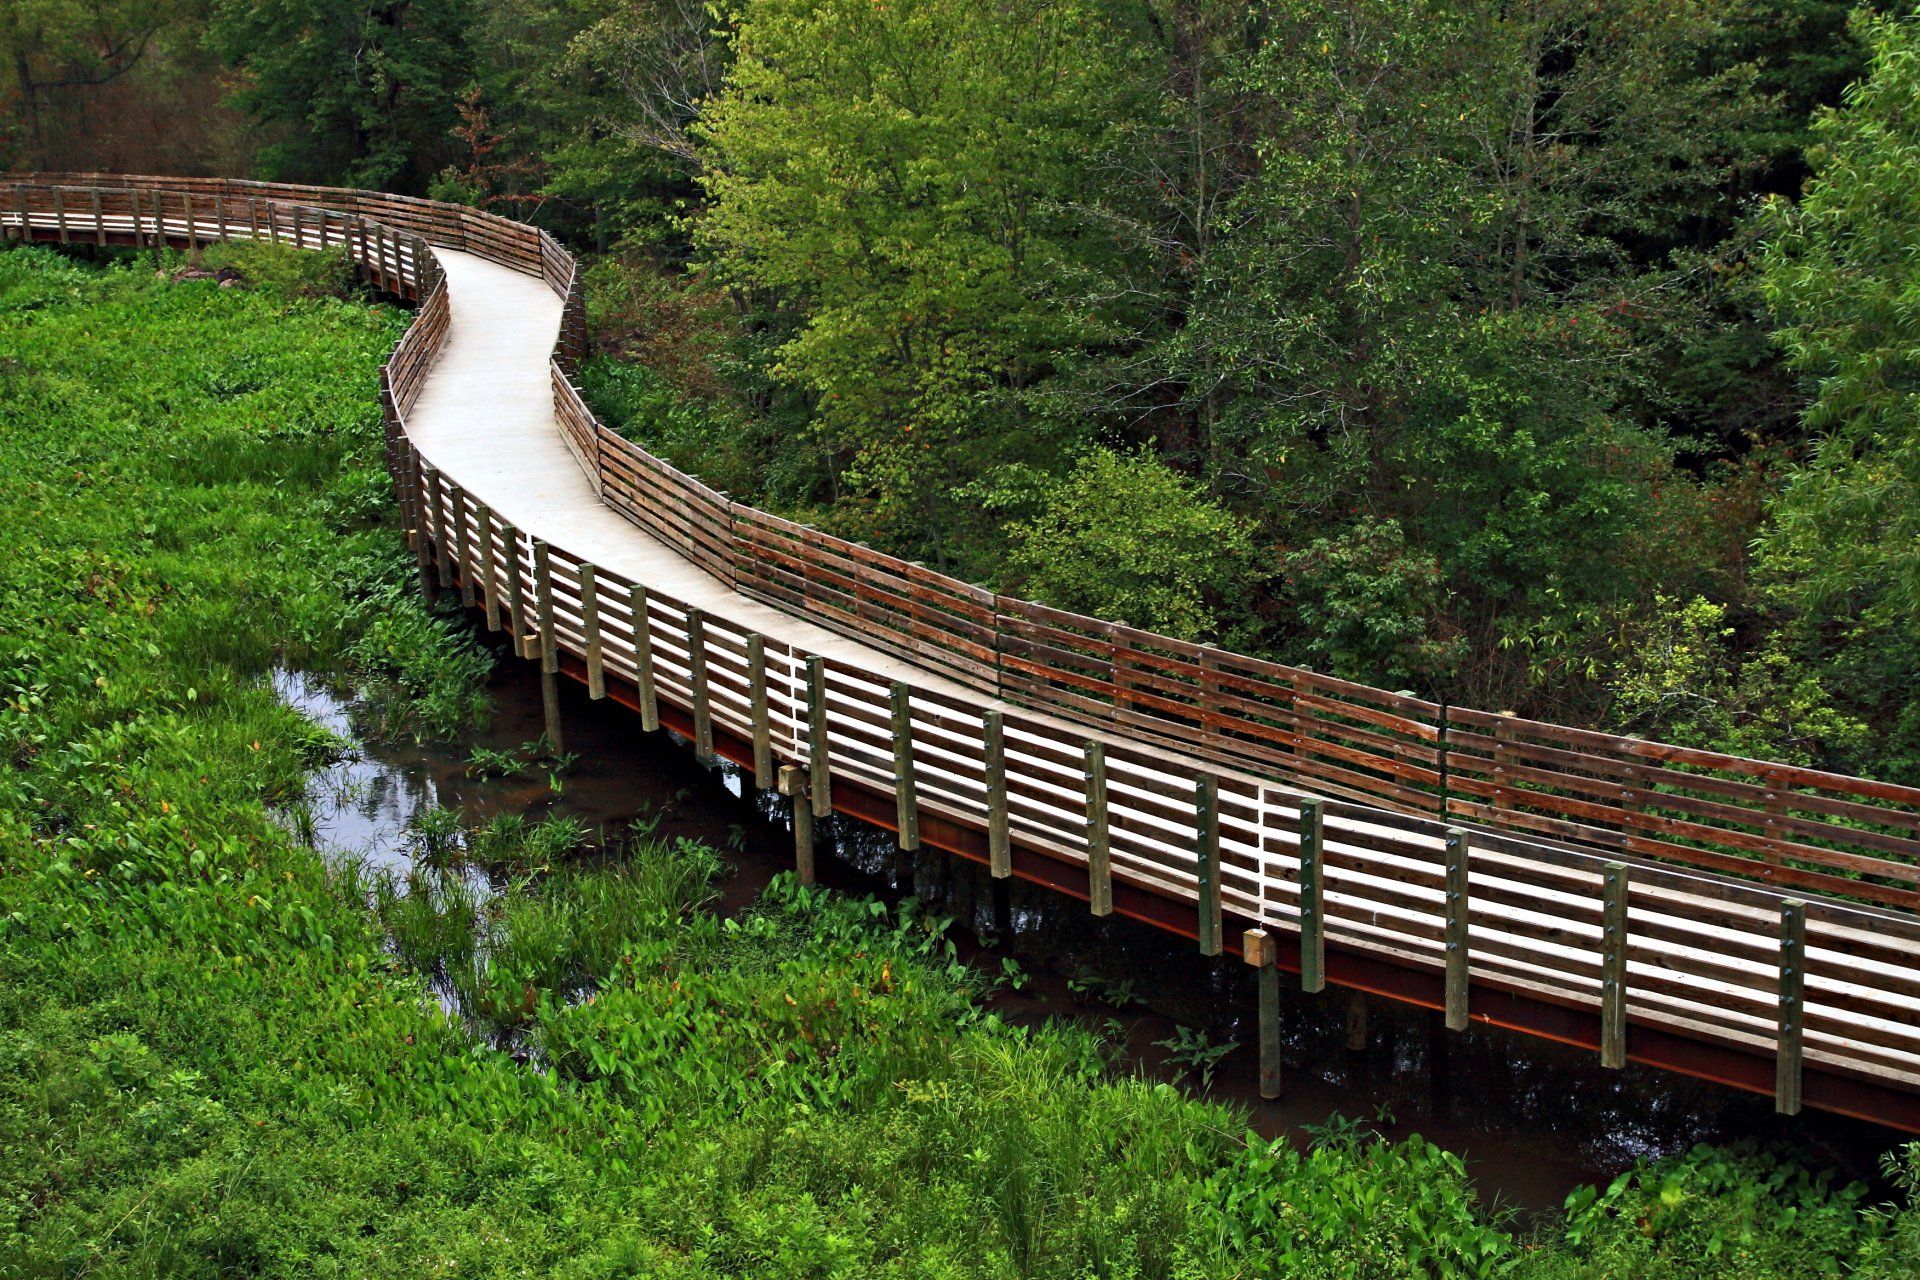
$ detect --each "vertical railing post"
[1444,827,1471,1031]
[412,456,438,602]
[806,656,832,818]
[1196,775,1221,956]
[91,189,105,246]
[1298,797,1325,992]
[431,471,456,591]
[890,681,920,851]
[748,635,773,790]
[533,540,563,754]
[687,607,714,764]
[452,488,475,608]
[1084,740,1111,917]
[984,708,1010,878]
[579,564,605,699]
[1777,899,1807,1115]
[504,526,528,656]
[1601,862,1629,1069]
[631,585,659,731]
[476,502,501,631]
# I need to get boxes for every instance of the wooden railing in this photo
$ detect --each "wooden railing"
[8,174,1919,1128]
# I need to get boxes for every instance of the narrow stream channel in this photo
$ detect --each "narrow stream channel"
[276,648,1904,1217]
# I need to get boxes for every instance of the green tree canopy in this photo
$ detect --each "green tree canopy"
[1759,7,1920,621]
[209,0,472,190]
[693,0,1145,558]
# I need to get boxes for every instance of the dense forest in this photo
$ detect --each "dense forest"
[7,0,1917,785]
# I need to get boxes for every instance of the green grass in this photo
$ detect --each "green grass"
[1,242,1915,1278]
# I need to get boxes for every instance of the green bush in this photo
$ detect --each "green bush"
[995,449,1256,641]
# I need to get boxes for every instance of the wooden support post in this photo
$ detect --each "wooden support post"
[1244,928,1282,1100]
[984,709,1011,878]
[476,503,501,631]
[504,527,528,656]
[533,540,563,754]
[579,564,606,699]
[806,656,832,818]
[687,608,714,764]
[778,766,814,885]
[247,197,259,242]
[631,585,659,731]
[53,188,66,241]
[1427,1009,1453,1116]
[1298,797,1326,992]
[291,204,303,252]
[747,636,773,790]
[452,487,475,607]
[991,877,1013,939]
[1345,990,1369,1053]
[266,199,279,247]
[1777,899,1807,1116]
[1443,827,1471,1031]
[1196,776,1222,956]
[213,193,225,241]
[91,190,104,245]
[1601,862,1629,1070]
[184,192,198,251]
[1084,740,1111,917]
[890,681,920,851]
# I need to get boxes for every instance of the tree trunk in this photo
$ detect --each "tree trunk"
[15,49,45,170]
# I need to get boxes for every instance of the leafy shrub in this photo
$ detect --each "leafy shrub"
[1549,1142,1883,1279]
[996,448,1256,641]
[194,240,359,300]
[1277,516,1469,689]
[1179,1117,1515,1279]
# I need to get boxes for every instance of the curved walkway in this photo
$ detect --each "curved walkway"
[8,177,1919,1133]
[414,249,989,703]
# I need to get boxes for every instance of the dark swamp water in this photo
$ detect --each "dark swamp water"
[276,653,1908,1217]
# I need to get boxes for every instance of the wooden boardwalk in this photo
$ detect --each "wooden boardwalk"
[8,174,1919,1132]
